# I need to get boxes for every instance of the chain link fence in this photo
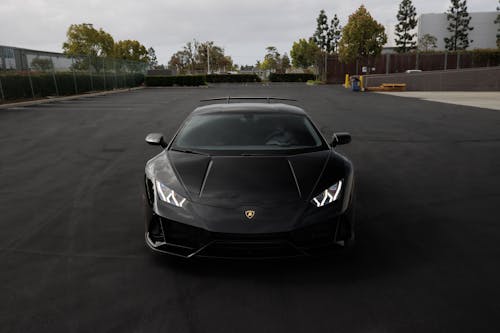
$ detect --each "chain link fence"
[0,45,147,103]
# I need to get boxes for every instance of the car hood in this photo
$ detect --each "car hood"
[166,150,333,207]
[146,149,351,233]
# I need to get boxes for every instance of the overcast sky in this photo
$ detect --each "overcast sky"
[0,0,496,65]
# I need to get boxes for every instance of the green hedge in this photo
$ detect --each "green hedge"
[144,74,262,86]
[269,73,316,82]
[145,75,206,86]
[0,72,144,101]
[206,74,261,83]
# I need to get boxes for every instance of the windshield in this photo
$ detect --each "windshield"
[172,112,325,153]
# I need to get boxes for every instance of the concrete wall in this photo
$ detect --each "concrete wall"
[418,12,498,50]
[364,67,500,91]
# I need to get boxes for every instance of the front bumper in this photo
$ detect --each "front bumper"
[145,212,352,259]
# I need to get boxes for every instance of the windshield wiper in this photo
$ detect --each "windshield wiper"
[171,148,209,156]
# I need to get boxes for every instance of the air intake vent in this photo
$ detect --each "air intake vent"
[145,177,155,206]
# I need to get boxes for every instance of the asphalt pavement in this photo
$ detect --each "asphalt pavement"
[1,84,499,332]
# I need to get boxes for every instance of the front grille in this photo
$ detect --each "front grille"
[156,218,338,258]
[197,241,302,258]
[161,218,210,249]
[212,231,288,242]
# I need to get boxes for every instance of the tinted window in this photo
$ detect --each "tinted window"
[172,113,324,152]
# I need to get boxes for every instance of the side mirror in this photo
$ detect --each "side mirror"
[331,132,351,147]
[145,133,167,148]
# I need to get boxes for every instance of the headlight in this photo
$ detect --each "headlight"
[155,180,187,208]
[311,180,343,207]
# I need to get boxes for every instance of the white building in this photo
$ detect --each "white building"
[418,12,498,50]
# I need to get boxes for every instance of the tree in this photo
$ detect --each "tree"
[195,41,215,72]
[260,46,281,71]
[444,0,474,51]
[148,47,158,68]
[168,40,234,74]
[168,51,189,74]
[338,5,387,63]
[495,1,500,48]
[257,47,290,73]
[62,23,150,73]
[114,40,149,62]
[183,40,198,73]
[418,34,438,51]
[313,10,329,51]
[280,53,291,73]
[113,40,149,72]
[290,38,321,68]
[168,41,197,74]
[327,14,342,53]
[196,41,234,73]
[62,23,115,72]
[62,23,114,58]
[395,0,418,53]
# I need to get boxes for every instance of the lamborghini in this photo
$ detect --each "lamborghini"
[143,97,355,258]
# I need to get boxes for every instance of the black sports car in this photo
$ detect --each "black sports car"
[143,98,355,258]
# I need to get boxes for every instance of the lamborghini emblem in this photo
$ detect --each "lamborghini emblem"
[245,210,255,219]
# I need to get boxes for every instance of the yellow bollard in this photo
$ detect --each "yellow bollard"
[359,75,364,91]
[344,74,350,88]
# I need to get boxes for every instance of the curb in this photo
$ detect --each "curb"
[0,86,145,109]
[145,86,209,89]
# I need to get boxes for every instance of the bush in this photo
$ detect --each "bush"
[206,74,261,83]
[0,74,33,100]
[306,80,326,85]
[269,73,316,82]
[0,72,144,101]
[144,74,261,86]
[144,75,206,86]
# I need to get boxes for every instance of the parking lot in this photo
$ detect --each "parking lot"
[1,84,499,332]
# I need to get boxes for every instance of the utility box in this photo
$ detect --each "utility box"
[351,77,360,92]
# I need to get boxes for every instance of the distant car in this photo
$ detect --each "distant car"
[143,98,355,258]
[405,69,422,73]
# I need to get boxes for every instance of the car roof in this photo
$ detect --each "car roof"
[192,103,307,116]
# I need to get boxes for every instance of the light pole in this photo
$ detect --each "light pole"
[207,45,210,74]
